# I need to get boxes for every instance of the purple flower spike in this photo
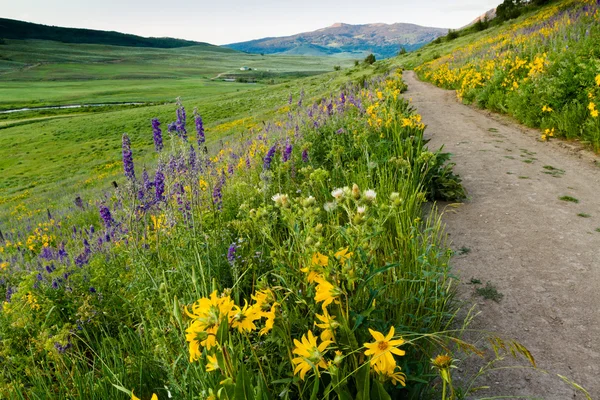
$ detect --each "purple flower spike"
[122,134,135,180]
[155,169,165,202]
[282,142,293,162]
[152,118,163,152]
[302,148,309,163]
[99,205,113,228]
[263,144,277,170]
[194,109,205,146]
[227,243,237,265]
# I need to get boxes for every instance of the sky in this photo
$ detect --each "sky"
[1,0,500,45]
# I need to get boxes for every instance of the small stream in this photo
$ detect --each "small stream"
[0,102,147,114]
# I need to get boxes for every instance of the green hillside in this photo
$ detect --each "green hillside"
[0,17,224,49]
[399,0,600,151]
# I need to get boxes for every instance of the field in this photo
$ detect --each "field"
[1,2,596,398]
[0,39,355,224]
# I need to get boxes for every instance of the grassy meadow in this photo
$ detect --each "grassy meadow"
[0,39,356,224]
[3,2,593,397]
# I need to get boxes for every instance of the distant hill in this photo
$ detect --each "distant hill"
[0,18,233,51]
[462,8,497,28]
[225,23,448,59]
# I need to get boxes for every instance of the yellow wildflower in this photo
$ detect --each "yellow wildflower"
[596,74,600,87]
[592,109,599,118]
[313,275,341,310]
[541,105,553,113]
[291,330,332,380]
[0,261,8,270]
[589,102,596,112]
[312,252,328,267]
[259,302,278,336]
[206,354,220,372]
[381,367,407,387]
[229,301,261,333]
[334,248,353,266]
[314,310,339,342]
[131,390,158,400]
[363,326,406,374]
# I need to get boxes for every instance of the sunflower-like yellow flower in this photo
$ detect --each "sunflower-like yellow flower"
[185,291,235,361]
[259,302,279,336]
[131,390,158,400]
[334,248,353,266]
[229,301,261,333]
[541,105,553,113]
[313,275,341,310]
[381,367,407,387]
[206,354,220,372]
[291,330,332,380]
[364,326,406,373]
[595,74,600,87]
[312,252,329,267]
[314,310,339,342]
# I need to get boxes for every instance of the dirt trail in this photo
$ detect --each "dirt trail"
[403,71,600,399]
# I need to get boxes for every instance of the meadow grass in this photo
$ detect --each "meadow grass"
[0,63,482,399]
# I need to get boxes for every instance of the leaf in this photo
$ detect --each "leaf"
[355,363,371,400]
[370,380,392,400]
[234,363,253,400]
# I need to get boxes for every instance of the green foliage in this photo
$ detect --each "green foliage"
[446,30,459,41]
[364,54,376,65]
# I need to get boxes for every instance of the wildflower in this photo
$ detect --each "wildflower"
[206,354,220,372]
[122,134,135,180]
[263,144,277,170]
[331,188,344,200]
[194,109,205,145]
[259,302,278,336]
[351,183,361,199]
[99,205,113,228]
[189,145,197,170]
[364,326,406,373]
[596,74,600,87]
[302,148,309,163]
[312,252,329,267]
[363,189,376,202]
[357,206,366,214]
[230,301,260,333]
[314,310,339,342]
[381,367,407,386]
[154,170,165,202]
[541,105,553,113]
[323,202,337,212]
[334,248,353,266]
[291,330,332,380]
[272,193,289,208]
[313,275,341,310]
[131,390,158,400]
[282,142,293,162]
[152,118,163,152]
[227,243,237,265]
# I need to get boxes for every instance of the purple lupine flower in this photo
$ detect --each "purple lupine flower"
[302,148,309,163]
[227,163,234,176]
[54,341,72,354]
[46,264,55,274]
[288,93,293,105]
[336,128,345,134]
[6,286,14,302]
[155,169,165,202]
[282,142,293,162]
[245,156,251,168]
[142,169,153,191]
[340,92,346,105]
[52,279,59,289]
[89,287,96,293]
[58,244,68,261]
[212,181,223,211]
[152,118,163,152]
[75,196,84,209]
[99,205,113,228]
[167,122,177,133]
[189,145,197,171]
[173,99,188,140]
[227,243,237,265]
[263,144,277,170]
[194,109,205,146]
[122,134,135,180]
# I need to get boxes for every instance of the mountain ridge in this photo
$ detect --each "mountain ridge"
[225,22,448,59]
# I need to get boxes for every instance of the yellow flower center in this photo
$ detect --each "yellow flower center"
[378,341,389,351]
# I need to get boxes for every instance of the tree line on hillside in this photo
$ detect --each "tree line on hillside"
[0,18,221,49]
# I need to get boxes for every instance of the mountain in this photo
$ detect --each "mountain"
[0,18,232,51]
[225,23,448,59]
[463,8,497,28]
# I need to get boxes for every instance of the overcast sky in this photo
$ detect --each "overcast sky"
[2,0,500,45]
